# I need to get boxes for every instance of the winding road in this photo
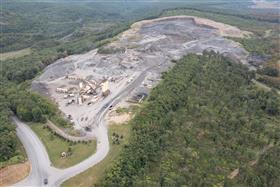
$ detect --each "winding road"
[13,70,148,187]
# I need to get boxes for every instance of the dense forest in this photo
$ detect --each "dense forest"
[0,1,184,52]
[100,52,280,187]
[1,0,279,169]
[2,0,278,52]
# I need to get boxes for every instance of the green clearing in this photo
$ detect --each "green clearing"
[29,123,96,168]
[0,48,32,61]
[61,124,131,187]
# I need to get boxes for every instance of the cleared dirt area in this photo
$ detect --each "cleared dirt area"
[0,162,30,187]
[32,16,252,134]
[108,112,131,125]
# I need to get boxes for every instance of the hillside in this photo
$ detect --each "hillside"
[2,0,278,53]
[0,1,279,186]
[101,52,280,186]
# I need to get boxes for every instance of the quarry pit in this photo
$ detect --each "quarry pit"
[32,16,253,132]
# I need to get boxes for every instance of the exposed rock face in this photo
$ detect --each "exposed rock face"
[35,16,251,83]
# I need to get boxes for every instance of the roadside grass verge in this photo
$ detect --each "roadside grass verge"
[61,123,131,187]
[29,123,96,168]
[0,48,32,61]
[48,115,81,136]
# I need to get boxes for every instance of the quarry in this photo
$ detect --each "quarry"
[32,15,253,131]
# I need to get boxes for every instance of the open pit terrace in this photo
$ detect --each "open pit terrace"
[32,16,258,134]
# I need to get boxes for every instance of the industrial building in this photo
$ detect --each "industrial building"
[55,75,111,106]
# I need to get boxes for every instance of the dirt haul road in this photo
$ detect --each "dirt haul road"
[17,16,253,186]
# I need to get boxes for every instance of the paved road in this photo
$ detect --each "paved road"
[13,117,61,187]
[13,116,108,187]
[13,70,148,187]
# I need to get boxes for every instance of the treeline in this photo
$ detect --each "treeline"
[0,82,59,162]
[236,27,280,90]
[233,28,280,91]
[100,52,280,186]
[0,94,16,162]
[257,63,280,90]
[161,6,280,23]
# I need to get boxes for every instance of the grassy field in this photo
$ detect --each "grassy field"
[61,124,131,187]
[29,123,96,168]
[0,48,32,61]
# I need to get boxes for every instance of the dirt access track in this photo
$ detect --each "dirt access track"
[32,15,252,133]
